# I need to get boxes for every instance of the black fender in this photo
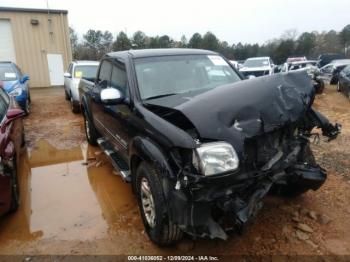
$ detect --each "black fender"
[129,136,176,194]
[81,94,93,121]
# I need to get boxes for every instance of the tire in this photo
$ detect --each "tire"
[274,145,317,197]
[135,162,183,246]
[65,88,70,100]
[315,79,325,94]
[83,111,99,146]
[337,81,341,92]
[70,96,80,114]
[9,157,19,213]
[24,97,30,115]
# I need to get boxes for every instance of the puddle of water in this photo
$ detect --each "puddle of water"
[0,139,139,242]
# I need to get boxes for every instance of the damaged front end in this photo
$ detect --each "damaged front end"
[145,71,340,240]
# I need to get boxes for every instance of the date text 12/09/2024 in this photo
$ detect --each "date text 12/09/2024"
[127,256,219,261]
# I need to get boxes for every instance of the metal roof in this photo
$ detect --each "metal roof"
[107,48,218,59]
[0,7,68,14]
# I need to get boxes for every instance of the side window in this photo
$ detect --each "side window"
[111,62,128,97]
[98,60,112,85]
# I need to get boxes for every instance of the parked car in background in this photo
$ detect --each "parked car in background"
[237,60,245,69]
[319,59,350,85]
[80,48,339,246]
[286,56,307,63]
[0,62,30,114]
[229,60,239,69]
[239,57,274,78]
[64,61,99,113]
[317,53,345,68]
[337,65,350,99]
[0,85,25,216]
[282,60,324,94]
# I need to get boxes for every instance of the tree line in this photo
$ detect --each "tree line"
[70,24,350,64]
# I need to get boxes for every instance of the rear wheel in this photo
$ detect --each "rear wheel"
[83,111,99,145]
[136,162,182,246]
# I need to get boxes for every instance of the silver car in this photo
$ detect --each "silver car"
[64,60,99,113]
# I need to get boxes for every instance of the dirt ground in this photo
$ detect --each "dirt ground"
[0,85,349,258]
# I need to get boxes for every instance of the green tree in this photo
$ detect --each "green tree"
[180,35,188,48]
[274,39,295,64]
[296,32,316,57]
[159,35,171,48]
[112,31,131,51]
[69,27,78,59]
[101,31,114,53]
[201,31,219,51]
[132,31,146,49]
[188,33,202,48]
[339,24,350,55]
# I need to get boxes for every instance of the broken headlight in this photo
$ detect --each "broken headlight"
[9,86,22,97]
[192,142,239,176]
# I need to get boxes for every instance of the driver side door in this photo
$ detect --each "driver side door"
[91,59,112,138]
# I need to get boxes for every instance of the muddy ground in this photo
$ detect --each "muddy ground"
[0,86,349,257]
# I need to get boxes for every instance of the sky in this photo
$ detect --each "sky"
[0,0,349,44]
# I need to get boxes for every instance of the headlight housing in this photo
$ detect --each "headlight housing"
[9,87,22,97]
[192,142,239,176]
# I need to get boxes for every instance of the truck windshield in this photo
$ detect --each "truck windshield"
[243,59,269,68]
[74,65,98,81]
[0,64,17,81]
[134,55,241,100]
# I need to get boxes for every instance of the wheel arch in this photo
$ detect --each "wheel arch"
[129,136,175,193]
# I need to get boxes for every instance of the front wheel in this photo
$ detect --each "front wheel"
[24,97,30,115]
[136,162,182,246]
[337,81,341,92]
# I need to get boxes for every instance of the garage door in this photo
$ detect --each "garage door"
[0,20,16,62]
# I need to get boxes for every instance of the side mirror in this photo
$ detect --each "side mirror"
[20,74,29,84]
[64,72,71,78]
[100,88,123,105]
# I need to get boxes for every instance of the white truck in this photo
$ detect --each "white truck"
[64,60,99,113]
[239,57,275,78]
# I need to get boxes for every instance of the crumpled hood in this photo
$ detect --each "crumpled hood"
[1,80,19,93]
[145,71,314,155]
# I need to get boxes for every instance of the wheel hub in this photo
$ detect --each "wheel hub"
[140,177,156,228]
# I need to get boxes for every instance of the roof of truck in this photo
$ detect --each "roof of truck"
[107,48,218,59]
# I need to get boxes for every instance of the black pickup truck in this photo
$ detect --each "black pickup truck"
[79,48,340,246]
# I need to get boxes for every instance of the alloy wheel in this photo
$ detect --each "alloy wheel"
[85,116,91,140]
[140,177,156,228]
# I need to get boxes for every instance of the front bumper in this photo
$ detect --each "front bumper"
[170,161,327,239]
[168,143,326,240]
